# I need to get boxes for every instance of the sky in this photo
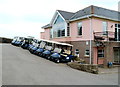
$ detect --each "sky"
[0,0,119,39]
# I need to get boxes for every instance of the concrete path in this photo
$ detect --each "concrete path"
[1,44,119,85]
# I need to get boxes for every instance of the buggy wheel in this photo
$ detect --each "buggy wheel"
[48,56,51,60]
[56,59,60,63]
[70,59,74,62]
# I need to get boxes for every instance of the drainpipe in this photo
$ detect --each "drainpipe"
[87,16,92,64]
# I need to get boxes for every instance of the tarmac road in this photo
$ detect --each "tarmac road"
[1,44,118,85]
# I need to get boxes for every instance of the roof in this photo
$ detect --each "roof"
[42,5,120,28]
[70,6,92,20]
[42,24,52,29]
[40,39,73,47]
[70,5,120,21]
[57,10,75,20]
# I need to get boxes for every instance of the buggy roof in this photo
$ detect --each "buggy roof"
[39,39,73,47]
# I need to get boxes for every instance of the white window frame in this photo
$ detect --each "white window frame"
[115,23,120,41]
[98,49,104,58]
[85,49,90,56]
[77,22,82,36]
[102,21,108,34]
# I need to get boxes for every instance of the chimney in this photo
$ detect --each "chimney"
[91,5,94,14]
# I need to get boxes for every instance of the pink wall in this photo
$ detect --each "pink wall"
[40,32,45,39]
[40,28,50,40]
[92,17,116,32]
[42,17,118,42]
[44,29,50,40]
[70,19,92,41]
[50,37,71,42]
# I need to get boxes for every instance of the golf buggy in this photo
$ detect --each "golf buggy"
[34,41,46,56]
[29,39,41,54]
[41,41,53,59]
[21,38,33,49]
[11,36,24,46]
[50,42,75,63]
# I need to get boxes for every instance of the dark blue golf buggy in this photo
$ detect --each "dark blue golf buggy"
[34,41,46,56]
[29,39,41,54]
[28,39,37,50]
[11,36,24,46]
[39,40,54,59]
[21,38,33,49]
[50,42,75,63]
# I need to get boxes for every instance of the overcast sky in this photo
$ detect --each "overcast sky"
[0,0,119,39]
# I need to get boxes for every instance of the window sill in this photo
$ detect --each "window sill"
[50,36,71,39]
[76,35,82,38]
[84,55,90,58]
[98,57,104,58]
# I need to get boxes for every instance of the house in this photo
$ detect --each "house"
[40,5,120,66]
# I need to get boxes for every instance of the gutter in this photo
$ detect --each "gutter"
[69,14,120,22]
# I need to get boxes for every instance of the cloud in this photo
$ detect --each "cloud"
[0,0,119,39]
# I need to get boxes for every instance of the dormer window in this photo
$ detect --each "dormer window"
[54,15,64,25]
[52,14,66,38]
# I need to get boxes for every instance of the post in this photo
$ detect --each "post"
[89,17,92,64]
[87,16,92,64]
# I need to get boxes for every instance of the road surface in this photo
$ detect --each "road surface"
[1,44,118,85]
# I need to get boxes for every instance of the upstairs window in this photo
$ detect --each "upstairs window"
[102,21,107,35]
[52,14,66,38]
[78,22,82,35]
[50,29,53,38]
[67,23,70,36]
[54,15,64,25]
[115,24,120,41]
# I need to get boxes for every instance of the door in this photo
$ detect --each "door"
[114,48,120,63]
[118,29,120,41]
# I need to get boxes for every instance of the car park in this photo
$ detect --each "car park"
[12,36,75,63]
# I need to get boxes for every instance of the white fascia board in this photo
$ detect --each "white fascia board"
[57,10,66,22]
[50,11,58,25]
[93,14,120,22]
[52,14,59,25]
[70,14,120,22]
[50,10,67,25]
[65,22,67,37]
[69,15,92,22]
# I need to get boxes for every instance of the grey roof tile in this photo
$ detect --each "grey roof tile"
[42,5,120,28]
[42,24,52,29]
[57,10,75,20]
[70,5,120,21]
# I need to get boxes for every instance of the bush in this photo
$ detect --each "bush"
[67,62,98,74]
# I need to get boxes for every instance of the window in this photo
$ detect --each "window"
[115,24,120,41]
[50,29,53,38]
[67,23,70,36]
[85,50,89,56]
[98,49,104,58]
[102,22,107,35]
[52,15,66,38]
[78,22,82,35]
[54,15,64,25]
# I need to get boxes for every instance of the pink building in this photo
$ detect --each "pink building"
[41,5,120,67]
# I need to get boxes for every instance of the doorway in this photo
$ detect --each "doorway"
[114,47,120,63]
